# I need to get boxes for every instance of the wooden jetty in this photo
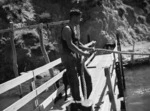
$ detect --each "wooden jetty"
[0,20,129,111]
[0,46,126,111]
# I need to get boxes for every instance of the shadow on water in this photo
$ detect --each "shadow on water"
[124,64,150,111]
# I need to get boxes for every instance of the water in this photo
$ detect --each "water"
[124,64,150,111]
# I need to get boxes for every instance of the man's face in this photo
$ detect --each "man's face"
[73,15,82,25]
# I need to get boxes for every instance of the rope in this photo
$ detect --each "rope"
[93,48,150,56]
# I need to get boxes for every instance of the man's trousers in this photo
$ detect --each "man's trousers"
[61,53,92,101]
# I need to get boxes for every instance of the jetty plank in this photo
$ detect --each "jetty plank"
[0,71,33,95]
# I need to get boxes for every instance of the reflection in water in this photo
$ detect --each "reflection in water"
[124,64,150,111]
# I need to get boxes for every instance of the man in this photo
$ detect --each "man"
[61,9,96,101]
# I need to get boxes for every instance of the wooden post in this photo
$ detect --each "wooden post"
[30,71,39,109]
[113,52,116,63]
[115,62,124,97]
[148,48,150,62]
[116,32,126,111]
[116,32,126,90]
[38,23,54,77]
[131,41,135,64]
[38,23,57,91]
[10,22,23,98]
[105,67,117,111]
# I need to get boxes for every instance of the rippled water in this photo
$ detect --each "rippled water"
[124,64,150,111]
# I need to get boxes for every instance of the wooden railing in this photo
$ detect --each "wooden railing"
[0,52,96,111]
[0,58,67,111]
[0,20,69,33]
[0,46,120,111]
[0,37,95,111]
[0,19,123,111]
[0,20,70,98]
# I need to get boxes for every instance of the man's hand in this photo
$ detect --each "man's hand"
[86,46,96,54]
[83,51,90,57]
[89,47,96,53]
[86,47,96,56]
[90,41,96,47]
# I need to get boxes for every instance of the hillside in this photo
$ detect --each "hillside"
[0,0,150,83]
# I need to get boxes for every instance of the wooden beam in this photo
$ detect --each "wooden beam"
[88,70,104,100]
[95,48,150,56]
[38,23,51,64]
[31,80,39,109]
[38,85,64,111]
[36,69,66,95]
[85,52,96,66]
[131,42,135,64]
[3,70,66,111]
[3,90,37,111]
[33,58,61,77]
[100,94,111,111]
[91,74,107,106]
[0,28,11,33]
[9,22,22,97]
[10,23,19,79]
[0,20,69,34]
[0,71,33,95]
[105,68,117,111]
[111,69,117,92]
[38,23,54,77]
[0,58,61,95]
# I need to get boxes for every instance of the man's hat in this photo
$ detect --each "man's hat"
[69,8,82,18]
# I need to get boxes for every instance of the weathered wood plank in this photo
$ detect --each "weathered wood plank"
[86,50,117,111]
[87,54,112,101]
[3,70,66,111]
[111,68,117,92]
[0,71,33,95]
[100,94,111,111]
[33,58,62,77]
[0,58,62,95]
[90,71,107,107]
[36,69,66,95]
[0,20,69,33]
[95,48,150,55]
[105,68,117,111]
[34,85,65,111]
[85,52,96,66]
[88,69,104,100]
[87,54,113,69]
[3,90,37,111]
[38,24,54,77]
[40,85,64,110]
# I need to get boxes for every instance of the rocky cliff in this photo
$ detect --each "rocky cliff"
[0,0,150,83]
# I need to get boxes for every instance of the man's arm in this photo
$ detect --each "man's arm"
[62,26,90,57]
[78,41,96,51]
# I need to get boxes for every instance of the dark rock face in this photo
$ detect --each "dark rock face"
[0,0,150,83]
[123,0,147,8]
[123,0,150,25]
[146,13,150,24]
[0,6,10,29]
